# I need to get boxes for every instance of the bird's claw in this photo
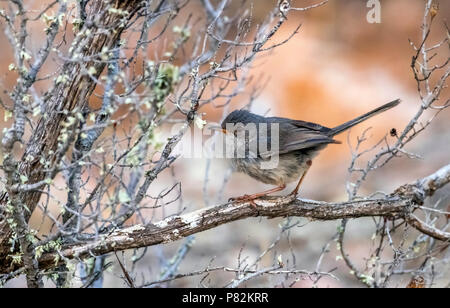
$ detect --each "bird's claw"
[229,195,258,208]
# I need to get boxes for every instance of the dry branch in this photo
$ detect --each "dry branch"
[2,163,446,274]
[0,0,143,268]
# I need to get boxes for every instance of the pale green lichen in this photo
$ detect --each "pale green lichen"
[20,51,32,61]
[147,130,164,150]
[3,110,12,122]
[10,253,23,265]
[19,174,28,184]
[108,7,129,16]
[173,25,190,37]
[152,63,179,103]
[34,238,62,260]
[118,190,131,203]
[56,74,69,85]
[125,146,140,167]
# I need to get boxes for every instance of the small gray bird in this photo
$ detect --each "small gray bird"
[218,99,400,203]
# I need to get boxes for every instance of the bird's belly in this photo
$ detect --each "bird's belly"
[231,152,311,186]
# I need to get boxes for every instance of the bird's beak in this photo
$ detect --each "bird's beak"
[209,125,227,134]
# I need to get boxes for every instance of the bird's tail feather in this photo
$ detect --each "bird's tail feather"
[329,99,401,136]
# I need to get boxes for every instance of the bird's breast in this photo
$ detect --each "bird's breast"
[230,151,312,186]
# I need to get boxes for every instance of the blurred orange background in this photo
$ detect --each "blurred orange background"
[1,0,449,287]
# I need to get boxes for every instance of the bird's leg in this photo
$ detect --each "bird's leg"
[290,160,312,196]
[229,184,287,207]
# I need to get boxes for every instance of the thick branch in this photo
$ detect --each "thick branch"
[19,163,448,273]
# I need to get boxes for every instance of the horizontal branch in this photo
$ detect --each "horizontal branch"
[1,164,449,275]
[417,163,450,196]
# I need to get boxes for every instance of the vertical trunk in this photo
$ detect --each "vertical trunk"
[0,0,142,276]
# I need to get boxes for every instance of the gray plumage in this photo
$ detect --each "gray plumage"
[221,99,400,187]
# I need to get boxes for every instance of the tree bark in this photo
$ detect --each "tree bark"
[0,0,142,271]
[1,164,448,275]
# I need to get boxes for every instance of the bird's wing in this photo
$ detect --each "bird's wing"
[269,117,333,134]
[279,126,339,154]
[259,121,338,158]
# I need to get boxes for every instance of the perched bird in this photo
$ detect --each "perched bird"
[217,99,400,203]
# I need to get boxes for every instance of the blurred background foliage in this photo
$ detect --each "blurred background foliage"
[1,0,448,287]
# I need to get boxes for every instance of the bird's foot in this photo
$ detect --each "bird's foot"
[229,195,258,208]
[288,190,299,197]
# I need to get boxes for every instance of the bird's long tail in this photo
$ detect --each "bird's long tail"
[329,99,400,136]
